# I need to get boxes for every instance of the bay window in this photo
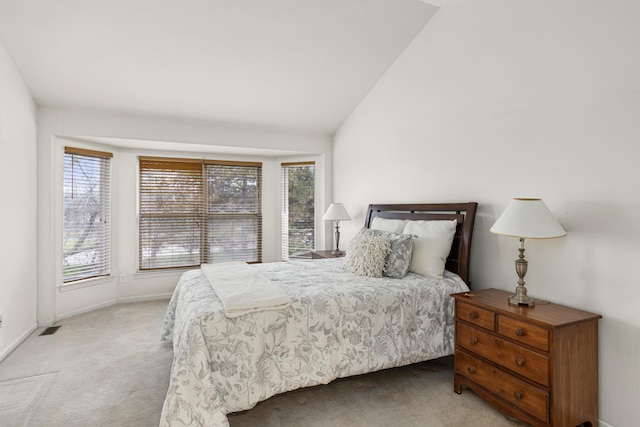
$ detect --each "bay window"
[139,157,262,270]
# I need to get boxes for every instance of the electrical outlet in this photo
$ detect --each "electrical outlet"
[119,273,126,283]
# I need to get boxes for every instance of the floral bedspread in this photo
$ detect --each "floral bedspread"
[159,258,469,427]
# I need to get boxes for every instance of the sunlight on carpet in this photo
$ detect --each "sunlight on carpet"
[0,372,57,427]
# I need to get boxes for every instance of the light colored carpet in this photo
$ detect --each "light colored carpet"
[0,372,57,427]
[0,301,174,427]
[228,357,529,427]
[0,300,529,427]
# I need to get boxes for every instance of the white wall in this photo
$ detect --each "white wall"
[334,1,640,426]
[37,108,332,325]
[0,42,37,361]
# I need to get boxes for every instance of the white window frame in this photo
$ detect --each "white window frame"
[60,145,113,291]
[281,161,315,260]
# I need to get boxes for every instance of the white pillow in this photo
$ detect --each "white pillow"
[402,220,457,279]
[370,217,407,234]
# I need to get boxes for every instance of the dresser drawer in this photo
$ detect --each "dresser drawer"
[456,349,549,423]
[498,315,549,352]
[456,301,495,331]
[456,322,550,386]
[452,289,601,427]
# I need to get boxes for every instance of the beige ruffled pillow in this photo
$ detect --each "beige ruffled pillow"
[341,235,390,277]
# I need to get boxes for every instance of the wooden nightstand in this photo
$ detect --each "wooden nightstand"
[452,288,601,427]
[289,250,345,260]
[310,250,344,259]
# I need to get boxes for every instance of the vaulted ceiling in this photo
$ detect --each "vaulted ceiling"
[0,0,440,134]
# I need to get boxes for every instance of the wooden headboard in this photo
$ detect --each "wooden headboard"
[364,202,478,286]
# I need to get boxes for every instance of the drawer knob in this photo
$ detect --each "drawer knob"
[468,311,479,319]
[515,328,526,336]
[467,366,476,374]
[469,337,478,345]
[514,390,524,400]
[515,357,526,366]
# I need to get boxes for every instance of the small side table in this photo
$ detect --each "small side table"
[289,250,345,260]
[310,250,345,259]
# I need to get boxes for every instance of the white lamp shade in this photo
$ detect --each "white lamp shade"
[490,198,566,239]
[322,203,351,221]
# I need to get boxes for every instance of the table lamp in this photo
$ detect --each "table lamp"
[490,198,566,306]
[322,203,351,255]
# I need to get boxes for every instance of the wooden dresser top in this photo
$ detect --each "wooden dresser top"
[452,288,602,329]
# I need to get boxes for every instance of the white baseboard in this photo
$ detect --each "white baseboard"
[117,293,172,304]
[600,420,614,427]
[56,299,118,321]
[41,294,171,324]
[37,318,57,328]
[0,323,38,363]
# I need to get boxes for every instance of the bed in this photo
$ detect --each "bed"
[159,202,478,427]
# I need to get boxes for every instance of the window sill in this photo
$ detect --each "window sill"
[133,269,190,280]
[59,275,115,292]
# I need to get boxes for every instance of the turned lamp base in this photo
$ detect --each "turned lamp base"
[509,284,535,306]
[508,238,536,307]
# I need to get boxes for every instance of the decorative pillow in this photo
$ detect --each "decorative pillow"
[370,217,407,234]
[358,228,414,278]
[402,220,457,279]
[342,234,390,278]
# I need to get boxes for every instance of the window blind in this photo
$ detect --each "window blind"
[281,162,315,260]
[139,157,262,270]
[63,147,112,282]
[205,162,262,263]
[139,158,204,270]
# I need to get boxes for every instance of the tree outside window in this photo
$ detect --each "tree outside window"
[281,162,315,259]
[63,147,112,282]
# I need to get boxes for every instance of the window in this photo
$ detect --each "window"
[281,162,315,260]
[139,157,262,270]
[204,163,262,263]
[63,147,112,282]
